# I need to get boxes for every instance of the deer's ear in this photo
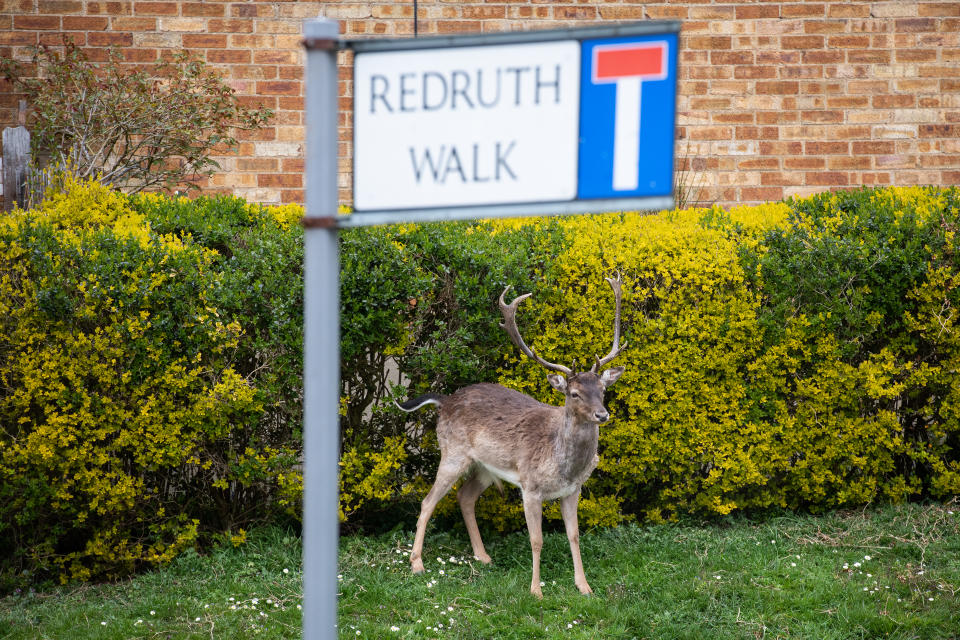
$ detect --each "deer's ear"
[600,366,625,388]
[547,373,567,393]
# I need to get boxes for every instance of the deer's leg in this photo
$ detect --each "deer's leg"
[560,490,592,595]
[521,489,544,599]
[411,458,467,574]
[457,471,493,564]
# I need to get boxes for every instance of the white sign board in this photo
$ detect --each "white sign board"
[343,22,681,226]
[354,41,581,211]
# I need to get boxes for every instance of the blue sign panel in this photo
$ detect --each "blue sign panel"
[578,32,678,201]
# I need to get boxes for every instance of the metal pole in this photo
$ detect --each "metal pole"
[302,18,340,640]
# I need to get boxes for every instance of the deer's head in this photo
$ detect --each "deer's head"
[499,275,627,424]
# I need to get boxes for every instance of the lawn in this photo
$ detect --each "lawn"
[1,503,958,639]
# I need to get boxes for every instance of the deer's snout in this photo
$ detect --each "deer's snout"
[594,409,610,423]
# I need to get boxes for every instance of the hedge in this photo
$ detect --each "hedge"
[2,176,959,589]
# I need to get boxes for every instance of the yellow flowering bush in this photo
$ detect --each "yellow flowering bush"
[0,177,300,589]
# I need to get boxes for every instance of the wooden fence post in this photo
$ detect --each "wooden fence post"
[2,100,30,212]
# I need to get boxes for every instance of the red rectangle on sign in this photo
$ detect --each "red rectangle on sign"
[594,44,665,81]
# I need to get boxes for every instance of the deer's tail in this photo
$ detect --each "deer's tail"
[394,393,443,413]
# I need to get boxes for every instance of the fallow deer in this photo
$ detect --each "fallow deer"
[395,275,627,598]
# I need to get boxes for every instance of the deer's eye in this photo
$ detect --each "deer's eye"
[570,391,580,399]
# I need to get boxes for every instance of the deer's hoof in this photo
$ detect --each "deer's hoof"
[577,582,593,595]
[530,585,543,599]
[411,559,425,574]
[474,552,492,565]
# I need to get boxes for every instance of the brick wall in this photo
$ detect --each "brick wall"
[1,1,958,208]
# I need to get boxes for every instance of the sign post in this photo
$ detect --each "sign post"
[301,19,678,639]
[302,18,340,640]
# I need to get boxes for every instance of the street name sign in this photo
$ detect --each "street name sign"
[344,21,680,226]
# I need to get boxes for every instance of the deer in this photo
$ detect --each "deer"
[395,275,627,598]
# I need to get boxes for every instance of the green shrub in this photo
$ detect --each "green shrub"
[0,178,300,589]
[1,39,272,192]
[3,177,959,588]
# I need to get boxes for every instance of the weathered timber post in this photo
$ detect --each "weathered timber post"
[2,100,30,212]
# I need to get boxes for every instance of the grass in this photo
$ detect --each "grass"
[1,503,959,639]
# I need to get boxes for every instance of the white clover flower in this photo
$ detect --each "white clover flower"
[150,610,156,615]
[447,606,454,612]
[101,622,107,626]
[391,626,400,632]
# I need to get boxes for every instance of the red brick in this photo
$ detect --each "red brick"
[133,2,178,15]
[207,49,251,64]
[554,6,596,20]
[258,174,302,188]
[828,35,871,48]
[254,50,298,65]
[232,3,275,18]
[805,171,849,186]
[918,3,960,16]
[120,47,157,62]
[896,49,938,62]
[802,110,844,123]
[257,81,302,96]
[183,34,228,48]
[804,20,846,34]
[853,141,897,155]
[63,16,110,30]
[829,156,872,170]
[847,49,891,64]
[13,15,60,29]
[785,157,827,170]
[756,81,800,95]
[38,0,82,13]
[895,18,938,32]
[872,95,916,109]
[829,4,871,18]
[920,124,960,138]
[742,187,784,201]
[685,36,732,50]
[182,2,226,17]
[87,1,132,14]
[112,17,157,30]
[806,141,850,154]
[736,5,779,19]
[280,190,303,204]
[88,32,133,46]
[237,158,279,172]
[787,3,828,17]
[735,66,778,79]
[282,158,305,173]
[209,19,254,33]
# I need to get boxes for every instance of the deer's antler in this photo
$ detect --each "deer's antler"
[590,273,627,373]
[499,286,573,376]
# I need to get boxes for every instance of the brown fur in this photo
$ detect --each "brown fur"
[402,369,623,598]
